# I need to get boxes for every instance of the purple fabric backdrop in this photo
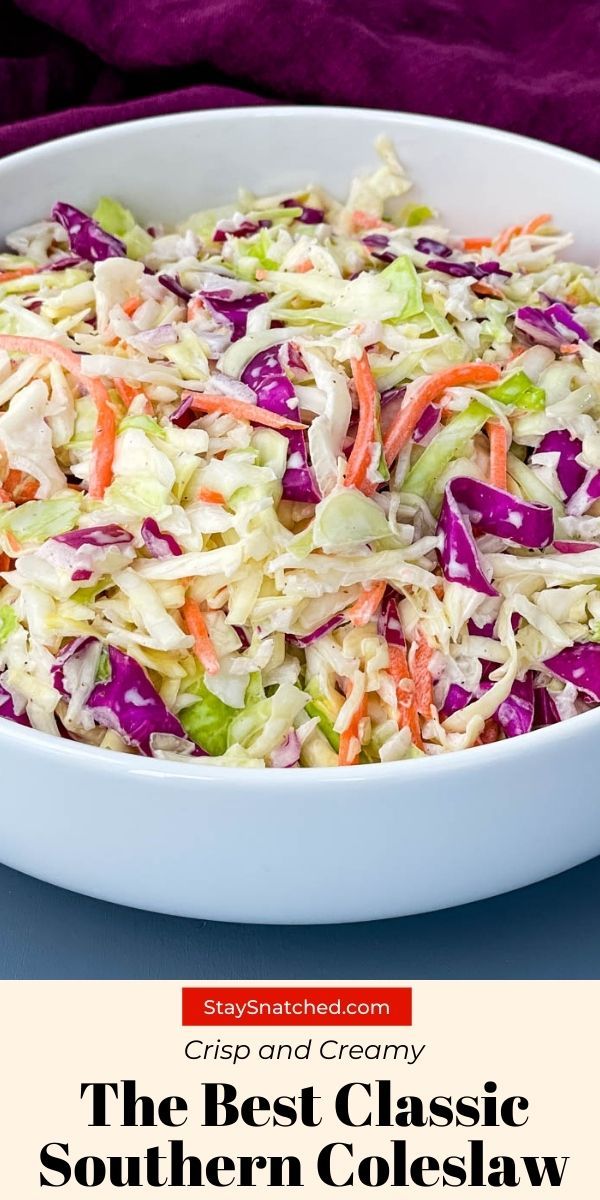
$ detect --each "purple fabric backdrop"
[1,1,599,158]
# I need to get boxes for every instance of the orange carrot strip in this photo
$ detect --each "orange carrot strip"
[388,643,423,750]
[114,377,137,407]
[507,346,526,362]
[493,223,522,255]
[383,362,501,466]
[345,351,377,492]
[0,488,11,505]
[5,531,21,553]
[487,420,508,490]
[187,297,204,320]
[0,552,10,572]
[521,212,552,235]
[182,599,220,675]
[2,470,38,503]
[472,281,504,299]
[338,696,367,766]
[122,295,142,317]
[89,393,117,500]
[0,336,117,498]
[351,210,384,231]
[294,259,314,273]
[411,630,434,718]
[197,487,226,505]
[347,581,386,627]
[559,343,580,355]
[461,236,493,251]
[0,266,37,283]
[186,391,305,430]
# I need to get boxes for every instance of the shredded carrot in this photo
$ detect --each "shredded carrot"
[388,643,423,750]
[0,266,37,284]
[113,377,137,407]
[294,259,314,273]
[461,236,493,251]
[559,342,580,355]
[5,531,21,553]
[347,581,386,627]
[0,487,11,504]
[0,553,10,572]
[197,487,226,505]
[345,351,378,493]
[507,345,526,362]
[122,295,142,317]
[521,213,552,236]
[0,336,117,498]
[492,223,522,255]
[472,281,504,299]
[182,598,220,675]
[410,630,434,718]
[186,391,305,431]
[351,210,384,231]
[187,297,204,320]
[338,696,367,766]
[89,393,117,500]
[487,420,508,490]
[2,470,38,503]
[383,361,501,466]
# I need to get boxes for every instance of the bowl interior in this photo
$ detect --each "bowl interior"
[1,106,600,262]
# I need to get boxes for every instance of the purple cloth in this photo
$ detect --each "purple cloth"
[1,1,599,160]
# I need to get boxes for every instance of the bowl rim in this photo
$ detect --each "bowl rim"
[1,103,599,782]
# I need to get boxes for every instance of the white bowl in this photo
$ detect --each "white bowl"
[1,106,600,924]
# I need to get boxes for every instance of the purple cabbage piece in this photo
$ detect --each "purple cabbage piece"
[438,477,554,596]
[46,255,85,271]
[270,729,301,767]
[281,198,324,225]
[413,402,441,443]
[514,303,589,349]
[169,393,196,428]
[54,524,132,549]
[287,614,347,647]
[232,624,250,649]
[377,594,406,647]
[544,643,600,703]
[534,686,561,727]
[536,429,586,500]
[443,674,535,738]
[443,683,472,717]
[212,218,271,243]
[362,233,396,263]
[553,540,600,554]
[141,517,182,558]
[426,258,511,279]
[202,291,268,342]
[51,635,96,696]
[51,202,126,262]
[158,273,191,302]
[566,468,600,517]
[493,674,535,738]
[0,683,30,728]
[414,237,453,257]
[241,346,320,503]
[53,639,197,756]
[380,385,407,409]
[72,569,92,581]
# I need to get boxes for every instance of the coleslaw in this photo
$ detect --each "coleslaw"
[1,137,600,767]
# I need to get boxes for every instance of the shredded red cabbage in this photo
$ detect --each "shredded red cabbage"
[242,347,320,503]
[438,477,554,595]
[52,202,126,262]
[141,517,182,558]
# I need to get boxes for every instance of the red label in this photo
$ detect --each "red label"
[182,987,412,1027]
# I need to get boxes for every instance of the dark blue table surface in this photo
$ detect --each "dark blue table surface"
[1,854,599,979]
